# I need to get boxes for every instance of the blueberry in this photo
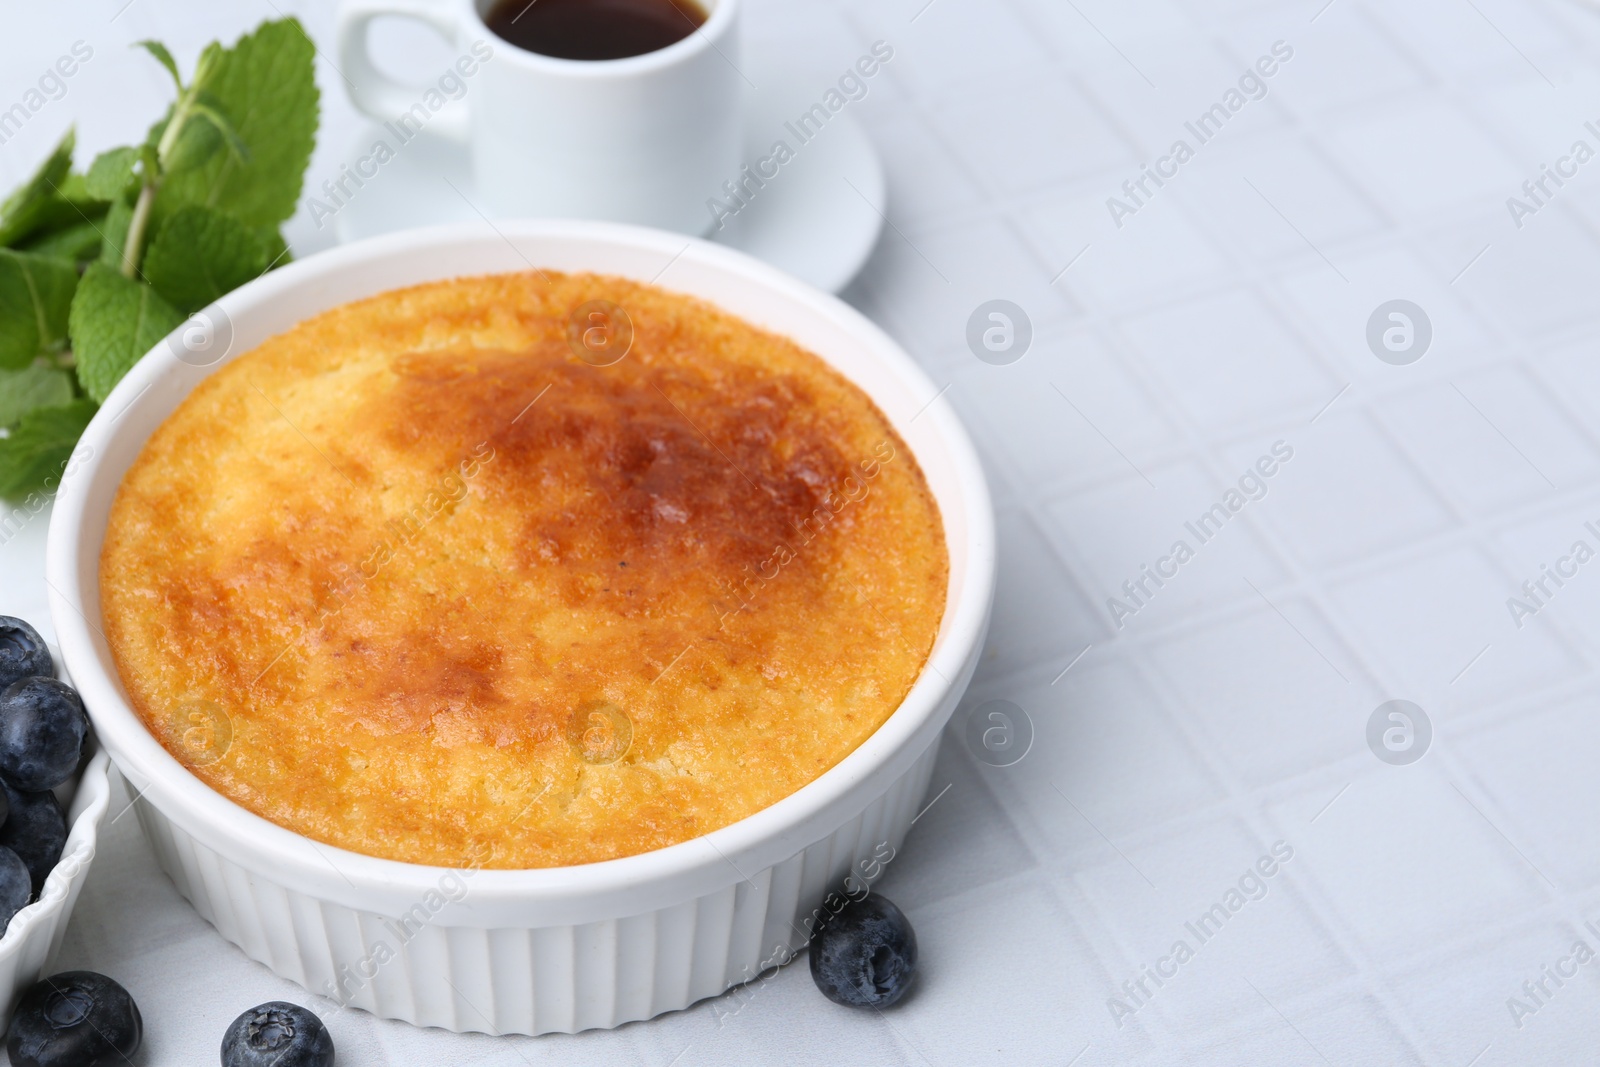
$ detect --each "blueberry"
[809,893,918,1008]
[221,1002,335,1067]
[0,847,31,929]
[0,780,66,896]
[0,618,51,691]
[7,971,142,1067]
[0,677,87,791]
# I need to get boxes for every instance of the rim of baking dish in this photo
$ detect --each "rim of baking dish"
[45,220,995,925]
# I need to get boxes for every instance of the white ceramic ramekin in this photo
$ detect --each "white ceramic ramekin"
[0,649,113,1030]
[45,221,994,1035]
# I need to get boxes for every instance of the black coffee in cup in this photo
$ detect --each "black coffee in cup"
[485,0,708,61]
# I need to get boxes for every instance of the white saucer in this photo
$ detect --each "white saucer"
[332,70,886,294]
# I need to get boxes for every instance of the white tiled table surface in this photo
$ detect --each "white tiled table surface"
[6,0,1600,1063]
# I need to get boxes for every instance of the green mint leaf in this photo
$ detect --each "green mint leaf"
[56,171,95,205]
[0,250,78,370]
[156,104,223,176]
[70,263,183,403]
[142,205,268,313]
[135,40,184,92]
[189,93,251,165]
[0,398,96,501]
[138,144,161,186]
[17,197,103,246]
[19,216,105,264]
[0,129,75,247]
[191,42,225,94]
[85,147,141,202]
[0,161,108,261]
[257,225,290,270]
[0,365,74,429]
[157,19,319,229]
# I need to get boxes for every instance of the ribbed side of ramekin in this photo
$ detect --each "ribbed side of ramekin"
[133,741,938,1035]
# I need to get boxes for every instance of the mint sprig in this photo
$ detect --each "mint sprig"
[156,23,318,230]
[0,18,319,500]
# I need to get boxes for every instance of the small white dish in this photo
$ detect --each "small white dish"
[0,647,113,1029]
[331,67,887,294]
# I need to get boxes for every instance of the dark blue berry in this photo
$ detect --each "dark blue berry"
[221,1001,335,1067]
[0,618,51,691]
[0,780,66,896]
[809,893,918,1008]
[0,677,87,791]
[0,847,31,929]
[7,971,142,1067]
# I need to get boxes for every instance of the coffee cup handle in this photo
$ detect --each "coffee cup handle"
[336,0,470,143]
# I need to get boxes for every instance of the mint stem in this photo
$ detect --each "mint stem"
[119,71,199,280]
[119,184,155,279]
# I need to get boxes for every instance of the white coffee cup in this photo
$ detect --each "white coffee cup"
[336,0,743,236]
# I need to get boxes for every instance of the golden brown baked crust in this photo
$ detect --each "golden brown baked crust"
[100,271,947,868]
